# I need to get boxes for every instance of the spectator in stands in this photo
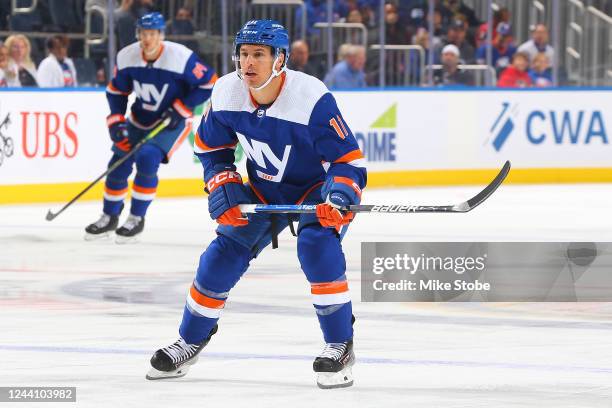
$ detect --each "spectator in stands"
[166,7,199,53]
[0,44,8,87]
[115,0,155,49]
[476,22,516,72]
[4,34,37,87]
[528,52,553,87]
[441,17,475,63]
[517,24,554,64]
[476,7,510,48]
[289,40,322,78]
[37,35,78,88]
[498,51,531,88]
[443,0,480,27]
[433,44,473,86]
[384,3,410,44]
[324,44,367,89]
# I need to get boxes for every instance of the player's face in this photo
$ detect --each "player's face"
[139,29,163,55]
[239,44,277,88]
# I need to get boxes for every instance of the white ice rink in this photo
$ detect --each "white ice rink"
[1,184,612,408]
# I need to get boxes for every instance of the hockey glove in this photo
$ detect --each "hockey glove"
[164,100,192,129]
[316,176,362,230]
[206,169,250,227]
[107,114,131,152]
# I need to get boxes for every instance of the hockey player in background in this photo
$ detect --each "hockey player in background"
[147,20,367,389]
[84,12,217,243]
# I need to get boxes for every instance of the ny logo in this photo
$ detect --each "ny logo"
[133,81,169,111]
[236,132,291,183]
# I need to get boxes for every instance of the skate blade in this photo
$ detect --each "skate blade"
[316,366,354,389]
[146,366,191,380]
[84,232,113,241]
[115,234,140,245]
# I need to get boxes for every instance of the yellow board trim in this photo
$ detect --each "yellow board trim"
[1,168,612,205]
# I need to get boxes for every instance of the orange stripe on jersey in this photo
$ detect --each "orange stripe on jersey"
[194,131,237,152]
[329,118,345,139]
[206,73,219,86]
[311,281,349,295]
[106,83,129,96]
[248,183,268,204]
[132,185,157,194]
[167,124,191,160]
[334,176,362,197]
[104,186,128,196]
[190,285,225,309]
[334,149,364,164]
[296,181,324,204]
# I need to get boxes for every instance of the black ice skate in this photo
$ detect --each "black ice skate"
[146,325,218,380]
[115,214,145,244]
[313,339,355,389]
[84,213,119,241]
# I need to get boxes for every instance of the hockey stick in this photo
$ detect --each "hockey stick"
[239,160,511,214]
[45,118,171,221]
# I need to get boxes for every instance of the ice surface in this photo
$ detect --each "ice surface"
[1,184,612,408]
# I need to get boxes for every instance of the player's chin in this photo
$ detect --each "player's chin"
[243,74,259,86]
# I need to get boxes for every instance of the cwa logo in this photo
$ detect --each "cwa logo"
[0,110,14,167]
[490,102,608,151]
[354,103,397,162]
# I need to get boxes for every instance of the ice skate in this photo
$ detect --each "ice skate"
[115,214,145,244]
[146,325,218,380]
[84,213,119,241]
[313,339,355,389]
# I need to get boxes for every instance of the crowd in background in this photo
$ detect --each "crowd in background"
[0,0,607,89]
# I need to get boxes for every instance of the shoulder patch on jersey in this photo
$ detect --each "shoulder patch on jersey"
[116,42,143,70]
[266,69,329,126]
[211,72,251,113]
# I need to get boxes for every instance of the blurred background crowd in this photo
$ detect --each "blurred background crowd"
[0,0,611,89]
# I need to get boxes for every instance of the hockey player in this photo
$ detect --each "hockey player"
[147,20,367,389]
[85,12,217,243]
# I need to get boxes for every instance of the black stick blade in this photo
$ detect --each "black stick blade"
[460,160,511,212]
[45,210,57,221]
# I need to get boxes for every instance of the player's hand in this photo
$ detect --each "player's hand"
[316,193,354,229]
[206,170,250,227]
[108,120,131,152]
[317,176,362,229]
[164,100,192,130]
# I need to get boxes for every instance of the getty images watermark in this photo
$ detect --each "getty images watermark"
[361,242,610,302]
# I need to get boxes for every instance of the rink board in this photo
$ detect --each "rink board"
[0,88,610,204]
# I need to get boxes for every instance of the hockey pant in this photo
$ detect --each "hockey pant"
[179,187,353,345]
[103,119,191,217]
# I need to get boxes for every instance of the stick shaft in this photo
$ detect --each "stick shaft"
[239,161,510,215]
[46,119,169,221]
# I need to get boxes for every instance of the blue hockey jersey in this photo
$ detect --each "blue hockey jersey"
[106,41,217,128]
[193,69,367,204]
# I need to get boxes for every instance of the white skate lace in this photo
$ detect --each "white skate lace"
[162,338,199,364]
[93,214,111,228]
[121,214,142,231]
[318,343,347,361]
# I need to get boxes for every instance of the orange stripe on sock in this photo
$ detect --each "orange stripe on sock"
[132,185,157,194]
[311,281,349,295]
[190,285,225,309]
